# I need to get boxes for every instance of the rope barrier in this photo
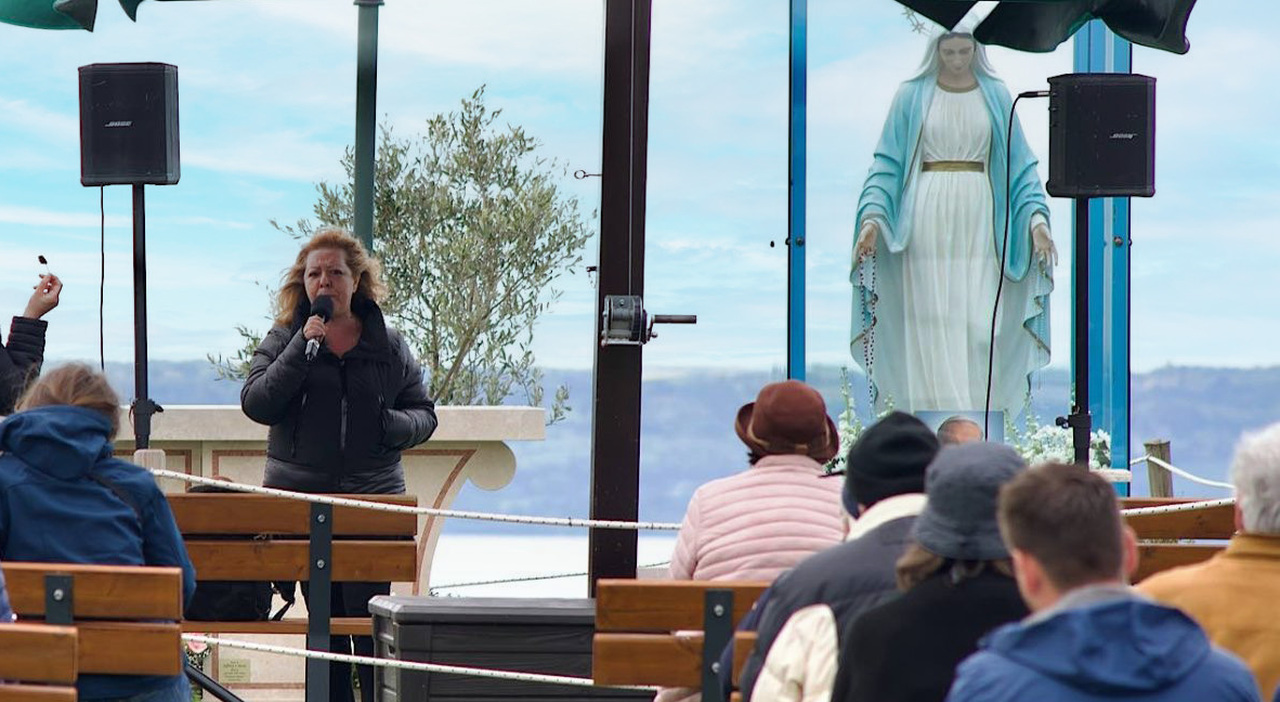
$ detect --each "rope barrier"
[1129,455,1234,491]
[151,469,681,531]
[182,634,657,691]
[1120,497,1235,516]
[431,561,672,590]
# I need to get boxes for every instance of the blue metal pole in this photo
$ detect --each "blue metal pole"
[1073,21,1132,494]
[787,0,807,381]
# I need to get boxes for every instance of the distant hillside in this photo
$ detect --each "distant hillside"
[88,360,1252,533]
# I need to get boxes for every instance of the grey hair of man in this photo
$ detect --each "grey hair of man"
[1230,421,1280,534]
[937,415,983,446]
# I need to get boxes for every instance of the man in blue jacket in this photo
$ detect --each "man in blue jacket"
[947,463,1260,702]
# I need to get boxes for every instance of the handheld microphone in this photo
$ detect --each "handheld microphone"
[304,295,334,362]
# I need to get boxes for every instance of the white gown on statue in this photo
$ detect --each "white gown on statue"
[900,86,1005,412]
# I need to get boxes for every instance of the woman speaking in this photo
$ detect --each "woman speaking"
[242,226,437,702]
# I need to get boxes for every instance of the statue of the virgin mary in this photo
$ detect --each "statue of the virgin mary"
[851,30,1056,417]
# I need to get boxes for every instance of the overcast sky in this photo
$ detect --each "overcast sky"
[0,0,1273,380]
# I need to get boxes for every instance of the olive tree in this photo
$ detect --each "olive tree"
[212,87,591,422]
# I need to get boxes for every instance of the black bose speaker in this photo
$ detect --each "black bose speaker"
[78,62,180,186]
[1046,73,1155,198]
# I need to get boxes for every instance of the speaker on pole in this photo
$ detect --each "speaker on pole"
[1047,73,1155,198]
[78,62,180,187]
[1045,72,1156,464]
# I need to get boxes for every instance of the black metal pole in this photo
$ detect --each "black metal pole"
[305,503,334,702]
[1068,197,1092,464]
[186,663,246,702]
[132,184,155,449]
[352,0,382,252]
[588,0,651,593]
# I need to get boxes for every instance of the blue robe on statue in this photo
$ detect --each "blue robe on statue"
[852,72,1053,416]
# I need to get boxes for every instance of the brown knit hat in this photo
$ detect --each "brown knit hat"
[734,380,839,464]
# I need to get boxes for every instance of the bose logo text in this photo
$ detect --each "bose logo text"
[104,120,133,128]
[1109,132,1137,140]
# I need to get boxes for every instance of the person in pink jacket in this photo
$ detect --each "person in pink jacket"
[660,380,846,702]
[669,379,846,582]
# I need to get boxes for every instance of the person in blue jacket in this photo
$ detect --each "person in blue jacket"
[0,563,12,623]
[946,463,1260,702]
[0,363,196,702]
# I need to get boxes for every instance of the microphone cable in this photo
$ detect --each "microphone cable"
[99,185,106,371]
[983,89,1050,439]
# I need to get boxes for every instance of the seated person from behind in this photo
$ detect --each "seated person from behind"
[834,442,1029,702]
[1139,421,1280,699]
[669,379,846,582]
[946,464,1260,702]
[662,380,846,702]
[936,415,982,446]
[741,412,940,701]
[0,363,196,702]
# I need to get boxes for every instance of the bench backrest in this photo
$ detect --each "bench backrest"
[1120,497,1232,582]
[3,562,183,677]
[593,579,769,689]
[168,493,419,582]
[0,622,78,700]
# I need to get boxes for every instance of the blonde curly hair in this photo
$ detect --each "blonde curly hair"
[273,226,387,327]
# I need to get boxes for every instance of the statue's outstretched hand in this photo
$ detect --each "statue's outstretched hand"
[854,221,879,262]
[1032,223,1057,268]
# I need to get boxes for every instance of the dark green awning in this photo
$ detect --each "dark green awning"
[896,0,1198,54]
[0,0,161,31]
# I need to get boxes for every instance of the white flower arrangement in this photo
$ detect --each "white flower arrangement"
[824,368,1113,473]
[825,367,893,475]
[1007,415,1112,469]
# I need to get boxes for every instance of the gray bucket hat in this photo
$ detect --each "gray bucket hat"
[912,442,1027,561]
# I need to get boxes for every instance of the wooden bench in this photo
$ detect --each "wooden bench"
[593,580,769,702]
[0,622,79,701]
[1121,496,1234,582]
[4,561,184,685]
[168,492,420,636]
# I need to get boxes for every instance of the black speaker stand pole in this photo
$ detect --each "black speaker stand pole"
[1058,197,1092,464]
[132,184,160,449]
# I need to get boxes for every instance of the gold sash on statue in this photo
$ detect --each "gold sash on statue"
[921,160,984,173]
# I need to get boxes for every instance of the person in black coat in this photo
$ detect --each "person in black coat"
[833,442,1029,702]
[1,272,61,414]
[241,226,437,702]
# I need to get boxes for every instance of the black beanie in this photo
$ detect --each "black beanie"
[843,411,939,515]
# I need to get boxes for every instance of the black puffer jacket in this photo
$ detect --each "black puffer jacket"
[740,515,915,700]
[835,569,1028,702]
[241,297,437,494]
[0,316,47,415]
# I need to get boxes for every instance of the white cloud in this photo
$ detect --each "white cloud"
[184,130,347,182]
[0,97,80,144]
[249,0,604,76]
[0,204,130,229]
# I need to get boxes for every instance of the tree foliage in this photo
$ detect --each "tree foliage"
[213,87,591,422]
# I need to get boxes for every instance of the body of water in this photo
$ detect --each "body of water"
[427,533,679,598]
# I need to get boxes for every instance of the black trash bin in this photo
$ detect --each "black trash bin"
[369,596,654,702]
